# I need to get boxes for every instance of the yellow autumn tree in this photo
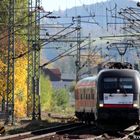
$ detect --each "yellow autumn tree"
[14,57,27,118]
[0,60,6,107]
[0,30,8,105]
[0,0,28,118]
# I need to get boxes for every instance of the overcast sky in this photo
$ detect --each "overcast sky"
[42,0,139,11]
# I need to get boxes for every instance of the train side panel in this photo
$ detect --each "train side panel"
[75,77,97,122]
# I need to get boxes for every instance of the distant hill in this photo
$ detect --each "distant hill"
[52,0,137,36]
[41,0,137,65]
[54,0,136,19]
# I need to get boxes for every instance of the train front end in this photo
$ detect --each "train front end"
[97,69,140,123]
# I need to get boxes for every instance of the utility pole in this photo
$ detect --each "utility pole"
[27,0,41,120]
[72,15,96,81]
[6,0,15,124]
[76,15,81,82]
[87,33,91,75]
[33,0,41,120]
[27,0,33,117]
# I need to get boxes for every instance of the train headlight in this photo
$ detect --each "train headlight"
[99,103,103,107]
[133,103,138,107]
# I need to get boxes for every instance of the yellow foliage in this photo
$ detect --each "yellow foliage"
[0,60,6,98]
[14,99,26,118]
[14,57,27,118]
[0,35,28,118]
[0,60,6,72]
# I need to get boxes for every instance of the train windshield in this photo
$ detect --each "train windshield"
[103,77,133,93]
[119,78,133,93]
[103,78,117,89]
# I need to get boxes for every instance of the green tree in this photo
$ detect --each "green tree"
[52,88,69,110]
[40,73,53,111]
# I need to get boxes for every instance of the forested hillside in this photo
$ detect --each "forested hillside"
[42,0,137,74]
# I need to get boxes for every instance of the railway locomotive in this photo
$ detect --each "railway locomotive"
[75,63,140,123]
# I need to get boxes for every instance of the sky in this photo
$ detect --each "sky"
[42,0,139,11]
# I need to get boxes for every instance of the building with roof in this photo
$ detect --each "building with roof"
[42,68,76,89]
[42,68,61,81]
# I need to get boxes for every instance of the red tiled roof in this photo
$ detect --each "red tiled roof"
[42,68,61,81]
[50,69,61,75]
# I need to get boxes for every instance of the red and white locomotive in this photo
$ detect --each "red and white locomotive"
[75,68,140,123]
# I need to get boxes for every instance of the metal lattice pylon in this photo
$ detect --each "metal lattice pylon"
[6,0,15,124]
[27,0,34,117]
[76,16,81,82]
[27,0,41,120]
[33,0,41,120]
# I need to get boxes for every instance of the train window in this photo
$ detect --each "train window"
[88,94,90,99]
[104,78,117,82]
[75,89,79,100]
[91,88,95,94]
[91,93,94,99]
[80,93,83,99]
[103,78,117,89]
[119,78,133,92]
[86,94,88,99]
[84,93,85,99]
[87,88,90,94]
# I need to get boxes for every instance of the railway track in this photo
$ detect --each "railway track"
[60,123,140,140]
[0,123,84,140]
[91,124,139,140]
[0,122,140,140]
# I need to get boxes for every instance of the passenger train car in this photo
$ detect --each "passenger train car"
[75,69,140,123]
